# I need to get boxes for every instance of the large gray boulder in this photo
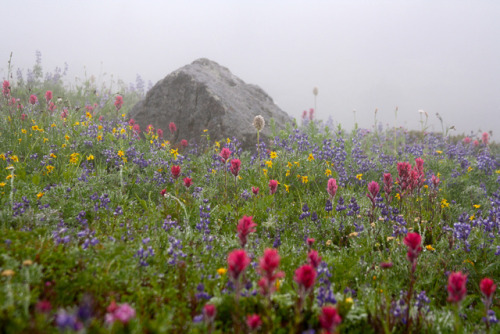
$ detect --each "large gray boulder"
[129,58,294,150]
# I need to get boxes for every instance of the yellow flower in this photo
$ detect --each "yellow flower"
[284,184,290,192]
[122,157,127,163]
[86,112,92,119]
[120,128,126,134]
[21,129,27,134]
[441,199,449,209]
[275,279,282,292]
[32,125,39,131]
[65,135,70,141]
[10,155,19,163]
[463,259,474,266]
[215,141,220,148]
[211,169,216,174]
[112,128,117,134]
[345,297,353,304]
[121,113,125,118]
[301,176,308,184]
[98,125,103,130]
[37,192,45,199]
[325,169,332,176]
[473,204,480,209]
[265,160,273,168]
[308,153,315,161]
[170,148,179,159]
[0,154,5,160]
[61,144,66,148]
[217,268,227,276]
[73,122,80,126]
[467,166,473,172]
[287,162,292,168]
[50,153,57,158]
[97,135,102,141]
[226,138,231,144]
[1,269,15,277]
[203,129,208,133]
[0,182,6,187]
[46,165,55,173]
[356,174,363,180]
[395,193,401,200]
[69,153,80,164]
[425,245,435,251]
[285,170,290,177]
[469,215,475,221]
[87,155,94,161]
[43,138,49,143]
[294,161,300,167]
[117,151,124,157]
[270,151,278,159]
[51,123,56,128]
[386,236,395,241]
[435,150,443,154]
[6,174,14,180]
[262,169,268,176]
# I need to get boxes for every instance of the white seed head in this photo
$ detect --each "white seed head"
[253,115,265,131]
[313,87,318,96]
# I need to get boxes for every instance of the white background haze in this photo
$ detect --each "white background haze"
[2,0,500,138]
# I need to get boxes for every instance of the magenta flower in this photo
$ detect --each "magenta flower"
[246,314,262,331]
[169,122,177,134]
[380,262,393,269]
[482,132,489,145]
[181,139,188,147]
[219,147,232,162]
[306,238,315,247]
[2,80,10,97]
[397,161,412,194]
[251,186,259,195]
[45,90,53,102]
[230,159,241,177]
[367,181,380,205]
[473,139,479,147]
[480,278,496,300]
[183,177,192,188]
[269,180,278,194]
[105,301,136,324]
[157,128,163,138]
[29,94,38,105]
[227,249,250,281]
[114,95,123,110]
[171,165,181,179]
[307,250,322,269]
[447,272,467,304]
[383,173,393,199]
[203,304,216,323]
[128,119,135,126]
[319,305,342,334]
[237,215,257,248]
[294,264,316,291]
[403,232,422,272]
[327,178,337,200]
[258,248,284,296]
[463,136,471,144]
[431,174,440,189]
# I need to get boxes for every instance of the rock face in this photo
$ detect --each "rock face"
[129,58,294,150]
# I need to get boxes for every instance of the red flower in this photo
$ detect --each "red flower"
[227,249,250,281]
[183,177,192,188]
[181,139,188,148]
[269,180,278,194]
[327,178,337,199]
[480,278,496,300]
[169,122,177,134]
[36,300,52,313]
[252,186,259,195]
[237,215,257,247]
[29,94,38,105]
[219,148,231,162]
[380,262,393,269]
[383,173,393,197]
[246,314,262,330]
[403,232,422,269]
[482,132,489,145]
[230,159,241,177]
[128,119,135,126]
[156,128,163,138]
[307,250,322,269]
[319,305,342,334]
[45,90,53,102]
[203,304,216,323]
[367,181,380,204]
[447,271,467,304]
[160,189,167,197]
[307,238,315,247]
[2,80,10,97]
[294,264,316,291]
[114,95,123,110]
[258,249,284,296]
[171,165,181,179]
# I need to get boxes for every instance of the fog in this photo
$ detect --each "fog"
[2,0,500,138]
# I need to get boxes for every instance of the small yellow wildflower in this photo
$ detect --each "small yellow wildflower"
[425,245,435,251]
[6,174,14,180]
[170,148,179,160]
[21,129,27,134]
[0,182,6,187]
[50,153,57,158]
[287,162,292,168]
[275,279,281,292]
[121,113,125,118]
[46,165,55,173]
[265,160,273,168]
[395,193,401,200]
[0,154,5,160]
[226,138,231,144]
[301,176,308,184]
[308,153,315,161]
[112,128,117,134]
[294,161,300,167]
[117,150,124,158]
[37,192,45,199]
[345,297,353,304]
[469,215,475,221]
[73,122,79,126]
[203,129,208,133]
[463,259,474,266]
[1,269,15,277]
[262,169,268,176]
[87,155,94,161]
[270,151,278,159]
[120,128,126,134]
[284,184,290,193]
[356,174,362,180]
[467,166,473,172]
[325,169,332,176]
[215,141,220,148]
[97,135,102,141]
[65,135,70,141]
[69,153,80,164]
[61,144,66,148]
[10,155,19,163]
[441,199,449,209]
[387,236,395,241]
[98,125,103,130]
[51,123,56,128]
[32,125,39,131]
[473,204,480,209]
[43,138,49,143]
[286,170,291,177]
[122,157,127,163]
[217,268,227,276]
[435,150,443,154]
[373,276,377,281]
[211,169,216,174]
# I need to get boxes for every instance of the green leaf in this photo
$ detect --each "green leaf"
[32,173,41,185]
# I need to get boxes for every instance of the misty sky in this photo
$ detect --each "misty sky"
[2,0,500,138]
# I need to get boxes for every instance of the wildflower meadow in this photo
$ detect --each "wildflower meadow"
[1,56,499,333]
